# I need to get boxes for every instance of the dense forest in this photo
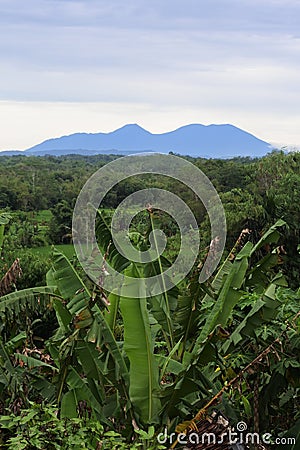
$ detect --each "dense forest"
[0,150,299,449]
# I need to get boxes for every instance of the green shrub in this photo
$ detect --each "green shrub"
[0,403,166,449]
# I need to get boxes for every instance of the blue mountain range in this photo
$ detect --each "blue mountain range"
[0,124,273,158]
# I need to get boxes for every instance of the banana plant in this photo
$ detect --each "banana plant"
[154,220,289,422]
[0,209,292,439]
[45,250,131,424]
[45,245,162,424]
[51,213,287,423]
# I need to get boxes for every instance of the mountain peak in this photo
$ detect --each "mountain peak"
[112,123,151,134]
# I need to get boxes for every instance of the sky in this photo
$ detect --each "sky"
[0,0,300,150]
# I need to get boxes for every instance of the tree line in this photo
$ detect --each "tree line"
[1,150,299,286]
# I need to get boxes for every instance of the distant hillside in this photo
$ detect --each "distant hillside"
[1,124,273,158]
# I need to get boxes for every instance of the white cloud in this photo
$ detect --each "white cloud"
[0,0,300,148]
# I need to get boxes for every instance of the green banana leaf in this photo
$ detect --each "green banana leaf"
[95,210,130,272]
[89,304,130,385]
[49,250,132,422]
[51,251,91,316]
[119,263,161,424]
[250,219,286,255]
[14,353,58,372]
[222,282,281,353]
[104,291,120,331]
[60,367,105,421]
[194,242,252,348]
[0,286,57,322]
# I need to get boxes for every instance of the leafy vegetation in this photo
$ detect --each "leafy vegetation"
[0,150,299,448]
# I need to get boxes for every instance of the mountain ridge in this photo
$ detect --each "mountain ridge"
[1,124,273,158]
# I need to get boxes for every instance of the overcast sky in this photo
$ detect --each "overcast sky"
[1,0,300,150]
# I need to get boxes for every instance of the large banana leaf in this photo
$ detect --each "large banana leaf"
[48,250,132,423]
[190,224,285,359]
[75,337,132,421]
[173,258,234,358]
[159,228,284,418]
[250,219,286,255]
[52,297,72,334]
[119,264,161,424]
[60,366,106,421]
[222,282,281,353]
[51,251,91,315]
[193,242,252,351]
[86,306,134,423]
[144,261,178,351]
[142,228,177,349]
[161,363,214,419]
[89,304,129,383]
[0,338,33,400]
[14,353,58,372]
[95,210,130,273]
[0,339,15,383]
[0,286,57,323]
[104,291,120,331]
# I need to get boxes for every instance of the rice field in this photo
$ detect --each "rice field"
[30,243,75,260]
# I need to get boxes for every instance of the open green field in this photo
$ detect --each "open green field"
[30,243,75,260]
[32,209,53,223]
